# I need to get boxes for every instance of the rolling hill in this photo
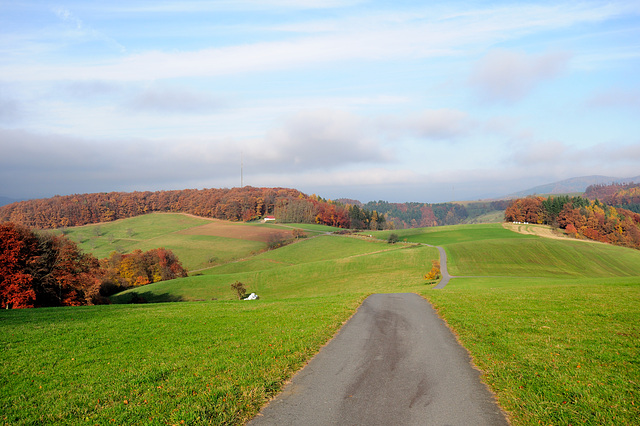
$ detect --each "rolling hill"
[2,216,640,424]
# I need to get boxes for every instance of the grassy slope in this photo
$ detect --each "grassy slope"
[111,236,431,302]
[4,220,640,424]
[415,224,640,425]
[3,216,438,424]
[57,213,321,271]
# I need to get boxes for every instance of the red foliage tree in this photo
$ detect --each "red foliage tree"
[0,223,101,308]
[0,223,38,308]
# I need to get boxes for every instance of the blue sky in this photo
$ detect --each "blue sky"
[1,0,639,202]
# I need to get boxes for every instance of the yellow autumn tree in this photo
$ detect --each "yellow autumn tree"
[424,260,441,281]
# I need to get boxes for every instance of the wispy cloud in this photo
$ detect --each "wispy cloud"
[127,86,227,114]
[470,49,570,103]
[52,6,126,53]
[1,2,625,82]
[105,0,365,13]
[380,109,475,141]
[261,109,392,169]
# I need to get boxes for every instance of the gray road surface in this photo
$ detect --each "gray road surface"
[433,246,452,289]
[248,293,508,425]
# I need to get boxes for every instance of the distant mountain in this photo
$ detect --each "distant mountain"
[504,175,640,199]
[0,196,20,207]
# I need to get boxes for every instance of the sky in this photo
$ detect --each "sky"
[1,0,639,203]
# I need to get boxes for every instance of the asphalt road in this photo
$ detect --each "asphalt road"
[248,293,508,425]
[433,246,452,289]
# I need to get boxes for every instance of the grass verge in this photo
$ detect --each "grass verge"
[423,277,640,425]
[0,296,363,425]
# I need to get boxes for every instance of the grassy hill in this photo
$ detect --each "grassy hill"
[56,213,338,271]
[3,217,640,424]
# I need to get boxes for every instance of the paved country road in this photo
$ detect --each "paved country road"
[248,293,508,426]
[432,246,453,289]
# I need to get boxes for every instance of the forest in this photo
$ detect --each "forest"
[360,200,509,229]
[585,182,640,213]
[0,187,386,231]
[505,194,640,249]
[0,222,187,309]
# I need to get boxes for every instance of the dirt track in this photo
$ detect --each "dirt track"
[503,222,571,240]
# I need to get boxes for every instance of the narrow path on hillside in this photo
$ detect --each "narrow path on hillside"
[420,244,454,289]
[248,293,508,426]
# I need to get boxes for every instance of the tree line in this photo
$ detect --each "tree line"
[505,195,640,249]
[0,186,386,230]
[1,223,187,309]
[359,200,507,229]
[585,182,640,213]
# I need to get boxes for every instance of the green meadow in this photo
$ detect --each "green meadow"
[56,213,255,271]
[56,213,337,271]
[2,218,640,424]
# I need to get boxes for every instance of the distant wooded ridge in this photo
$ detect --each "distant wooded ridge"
[5,182,636,232]
[0,187,390,230]
[0,186,516,231]
[585,182,640,213]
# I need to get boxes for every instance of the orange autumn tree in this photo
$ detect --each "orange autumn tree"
[100,248,188,292]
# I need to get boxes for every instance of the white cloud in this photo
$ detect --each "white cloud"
[128,86,227,113]
[380,109,474,141]
[0,3,624,83]
[470,49,570,103]
[261,109,392,169]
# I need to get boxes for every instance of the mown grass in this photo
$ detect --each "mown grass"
[0,297,363,425]
[197,235,398,275]
[409,224,640,425]
[446,237,640,278]
[9,219,640,425]
[112,237,433,303]
[424,277,640,425]
[375,223,530,245]
[1,234,436,425]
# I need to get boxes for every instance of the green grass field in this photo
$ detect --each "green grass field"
[414,224,640,424]
[56,213,340,271]
[425,277,640,425]
[0,296,362,425]
[111,236,432,303]
[4,218,640,424]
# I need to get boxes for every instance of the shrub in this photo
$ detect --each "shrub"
[292,228,307,239]
[231,281,247,300]
[387,233,399,244]
[424,260,441,281]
